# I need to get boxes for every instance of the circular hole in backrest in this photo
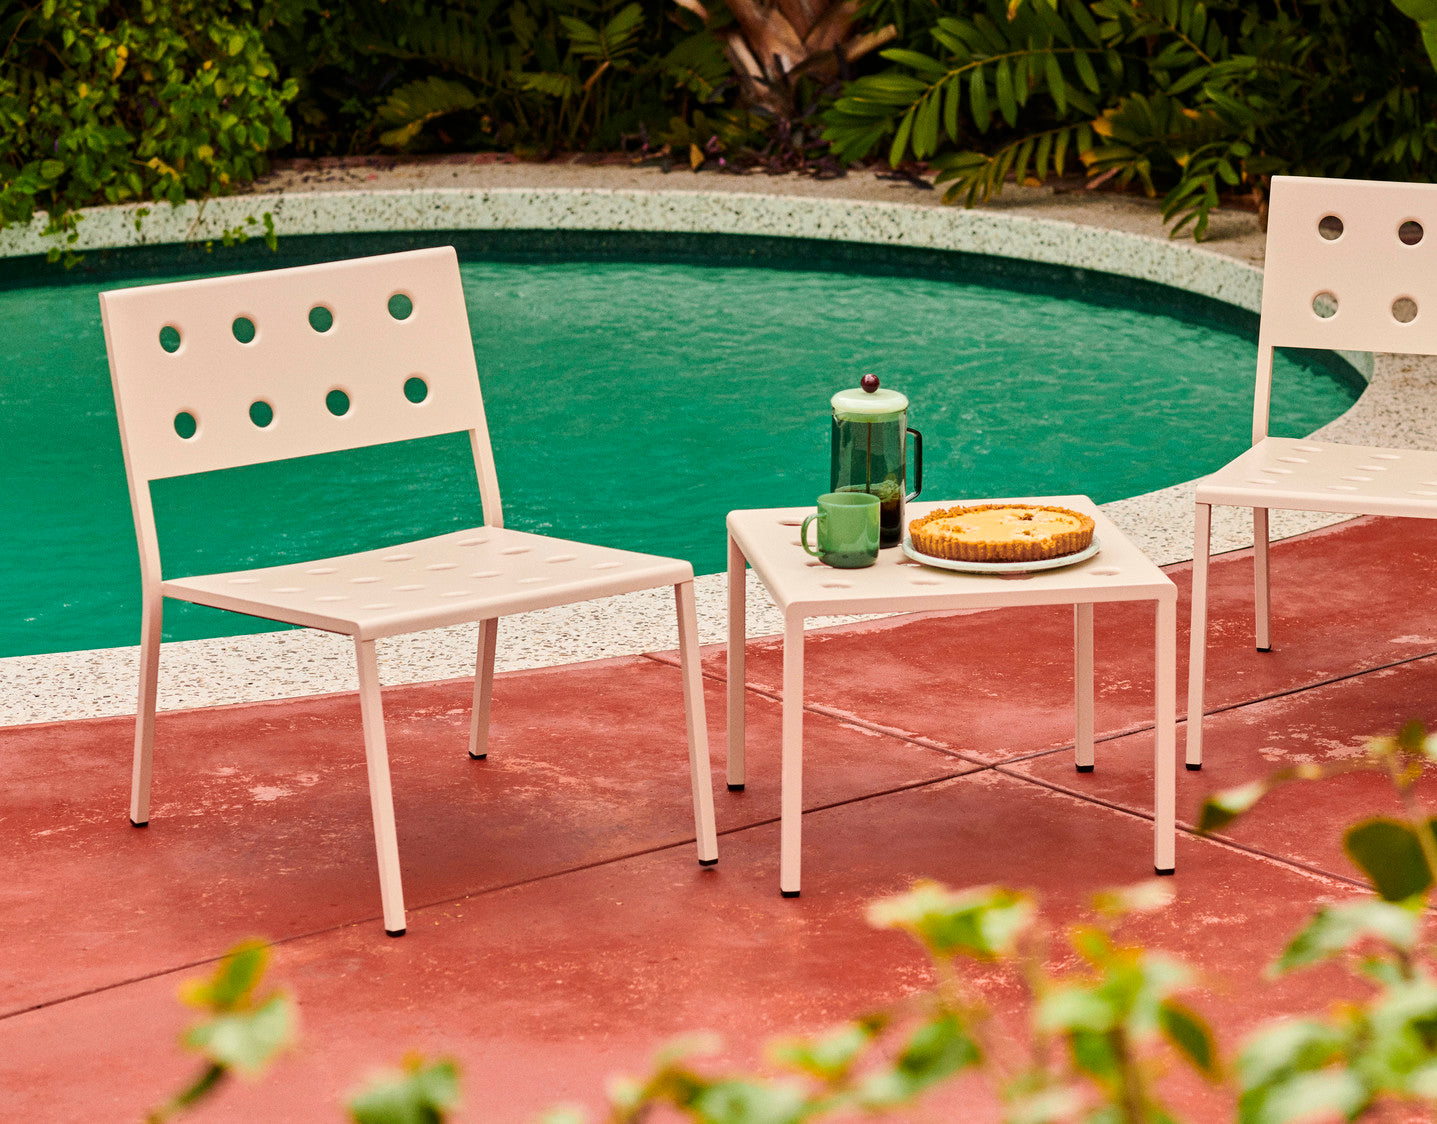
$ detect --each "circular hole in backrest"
[1318,214,1344,241]
[159,325,181,353]
[403,376,428,404]
[174,411,197,439]
[248,400,274,427]
[326,388,351,416]
[308,305,334,332]
[1393,296,1419,324]
[1400,220,1424,246]
[1312,291,1339,319]
[388,293,413,321]
[232,316,256,344]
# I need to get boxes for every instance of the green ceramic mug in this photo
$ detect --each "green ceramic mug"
[801,492,880,569]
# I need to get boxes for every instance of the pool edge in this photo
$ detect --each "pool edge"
[9,170,1431,723]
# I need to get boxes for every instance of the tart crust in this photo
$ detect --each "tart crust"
[908,504,1095,563]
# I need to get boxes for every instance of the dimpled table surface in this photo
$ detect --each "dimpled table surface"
[725,495,1178,895]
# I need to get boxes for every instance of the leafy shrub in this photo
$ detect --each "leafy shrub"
[283,0,733,157]
[152,726,1437,1122]
[541,880,1219,1123]
[147,940,295,1123]
[0,0,298,256]
[822,0,1437,238]
[1199,722,1437,1118]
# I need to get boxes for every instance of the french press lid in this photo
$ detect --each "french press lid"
[830,374,908,423]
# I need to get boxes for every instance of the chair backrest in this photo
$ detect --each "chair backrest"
[1254,175,1437,441]
[100,246,503,580]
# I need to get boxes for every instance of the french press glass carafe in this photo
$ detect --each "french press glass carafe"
[829,374,923,548]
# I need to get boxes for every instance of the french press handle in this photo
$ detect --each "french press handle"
[906,426,923,501]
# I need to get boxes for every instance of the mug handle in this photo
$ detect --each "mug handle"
[906,426,923,502]
[800,511,823,557]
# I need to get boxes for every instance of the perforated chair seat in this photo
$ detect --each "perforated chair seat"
[166,528,694,640]
[1195,437,1437,515]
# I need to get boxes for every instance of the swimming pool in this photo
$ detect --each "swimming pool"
[0,231,1360,657]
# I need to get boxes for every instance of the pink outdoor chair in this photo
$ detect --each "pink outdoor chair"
[1187,175,1437,767]
[101,246,718,936]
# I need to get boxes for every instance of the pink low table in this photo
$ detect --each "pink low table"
[725,495,1178,896]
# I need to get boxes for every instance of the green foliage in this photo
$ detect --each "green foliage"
[0,0,297,257]
[1392,0,1437,72]
[142,720,1437,1122]
[325,0,734,155]
[1273,900,1422,975]
[547,878,1215,1122]
[824,0,1437,239]
[866,880,1034,959]
[1201,724,1437,1121]
[1345,818,1437,902]
[348,1055,462,1124]
[147,939,296,1122]
[551,723,1437,1122]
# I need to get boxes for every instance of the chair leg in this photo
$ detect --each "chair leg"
[676,581,719,866]
[1155,595,1178,875]
[1074,603,1094,772]
[1186,502,1212,770]
[130,593,163,827]
[354,638,407,937]
[469,618,498,760]
[1253,506,1272,651]
[726,533,747,792]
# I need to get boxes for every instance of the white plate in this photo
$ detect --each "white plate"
[900,536,1101,574]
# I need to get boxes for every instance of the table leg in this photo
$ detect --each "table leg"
[1074,603,1094,771]
[1186,502,1212,769]
[1155,595,1178,875]
[780,612,805,897]
[727,533,747,792]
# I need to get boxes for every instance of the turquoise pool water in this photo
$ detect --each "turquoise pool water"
[0,231,1360,657]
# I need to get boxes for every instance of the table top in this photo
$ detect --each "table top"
[727,496,1175,618]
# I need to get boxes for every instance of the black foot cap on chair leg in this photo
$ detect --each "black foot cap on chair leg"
[698,858,718,867]
[1256,646,1272,653]
[468,751,487,760]
[385,928,406,938]
[1075,764,1094,773]
[1186,762,1203,771]
[130,819,148,828]
[1155,867,1175,877]
[781,889,800,898]
[727,783,745,792]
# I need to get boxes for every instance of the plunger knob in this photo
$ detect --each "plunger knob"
[860,373,880,393]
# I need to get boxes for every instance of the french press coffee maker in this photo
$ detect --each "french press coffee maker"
[829,374,923,548]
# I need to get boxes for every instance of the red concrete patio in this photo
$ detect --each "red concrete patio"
[4,513,1437,1121]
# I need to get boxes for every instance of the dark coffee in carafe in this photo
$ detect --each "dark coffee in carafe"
[829,375,923,548]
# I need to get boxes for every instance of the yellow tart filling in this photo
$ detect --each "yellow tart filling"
[908,504,1095,563]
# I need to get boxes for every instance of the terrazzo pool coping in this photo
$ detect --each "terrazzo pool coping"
[6,163,1434,725]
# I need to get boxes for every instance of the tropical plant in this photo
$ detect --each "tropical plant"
[669,0,897,120]
[333,0,732,156]
[822,0,1437,239]
[1393,0,1437,72]
[0,0,297,258]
